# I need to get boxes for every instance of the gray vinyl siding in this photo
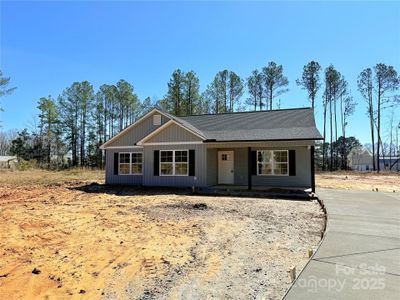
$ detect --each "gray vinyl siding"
[206,142,312,188]
[105,148,143,185]
[107,114,169,147]
[234,148,249,185]
[146,123,202,143]
[207,148,218,186]
[105,138,313,187]
[143,144,207,187]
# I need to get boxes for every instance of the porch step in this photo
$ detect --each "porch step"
[196,187,314,200]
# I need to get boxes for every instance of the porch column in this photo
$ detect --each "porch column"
[248,147,252,190]
[310,145,315,193]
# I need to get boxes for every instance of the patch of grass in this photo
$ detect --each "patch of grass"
[316,171,399,192]
[0,168,104,186]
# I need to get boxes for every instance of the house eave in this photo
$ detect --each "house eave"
[203,137,323,143]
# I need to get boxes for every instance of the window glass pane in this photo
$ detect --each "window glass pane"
[175,151,188,162]
[281,164,288,174]
[160,151,173,162]
[132,153,142,163]
[119,164,130,174]
[175,163,188,175]
[131,164,142,174]
[274,151,288,163]
[257,152,262,162]
[160,163,173,175]
[274,163,288,175]
[264,163,273,175]
[120,153,130,163]
[258,163,272,175]
[258,151,271,162]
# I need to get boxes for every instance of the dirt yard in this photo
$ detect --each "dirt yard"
[0,170,323,300]
[316,171,400,192]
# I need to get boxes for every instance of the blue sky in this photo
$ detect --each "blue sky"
[1,1,399,143]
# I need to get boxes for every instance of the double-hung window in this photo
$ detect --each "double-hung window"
[257,150,288,176]
[119,152,143,175]
[160,150,188,176]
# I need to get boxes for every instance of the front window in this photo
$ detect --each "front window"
[257,150,288,176]
[119,152,143,175]
[160,150,188,176]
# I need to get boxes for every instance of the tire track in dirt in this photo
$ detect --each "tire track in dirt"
[0,178,323,299]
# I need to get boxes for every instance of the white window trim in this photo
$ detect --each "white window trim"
[159,149,189,176]
[119,152,143,175]
[256,150,289,176]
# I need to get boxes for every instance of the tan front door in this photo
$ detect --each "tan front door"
[218,151,234,184]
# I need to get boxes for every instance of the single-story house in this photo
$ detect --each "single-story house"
[100,108,323,192]
[348,149,373,171]
[348,149,400,172]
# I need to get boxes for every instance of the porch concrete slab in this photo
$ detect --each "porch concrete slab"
[283,189,400,300]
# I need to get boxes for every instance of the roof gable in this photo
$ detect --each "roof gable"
[100,109,171,149]
[137,120,205,145]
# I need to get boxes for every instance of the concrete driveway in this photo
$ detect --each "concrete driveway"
[284,189,400,300]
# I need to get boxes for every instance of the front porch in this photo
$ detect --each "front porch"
[205,142,315,192]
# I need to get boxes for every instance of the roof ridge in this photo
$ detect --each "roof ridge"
[179,107,313,118]
[165,113,207,138]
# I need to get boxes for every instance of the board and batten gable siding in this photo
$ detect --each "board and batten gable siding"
[105,148,143,185]
[143,144,207,187]
[107,114,170,147]
[144,123,203,143]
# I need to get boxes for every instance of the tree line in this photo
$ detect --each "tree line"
[0,60,399,171]
[4,79,152,168]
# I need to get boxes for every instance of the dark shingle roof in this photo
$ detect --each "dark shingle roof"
[177,108,322,141]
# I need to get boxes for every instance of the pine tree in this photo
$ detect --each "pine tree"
[246,69,263,111]
[358,68,376,170]
[262,61,289,110]
[37,96,59,167]
[296,61,321,109]
[373,64,399,173]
